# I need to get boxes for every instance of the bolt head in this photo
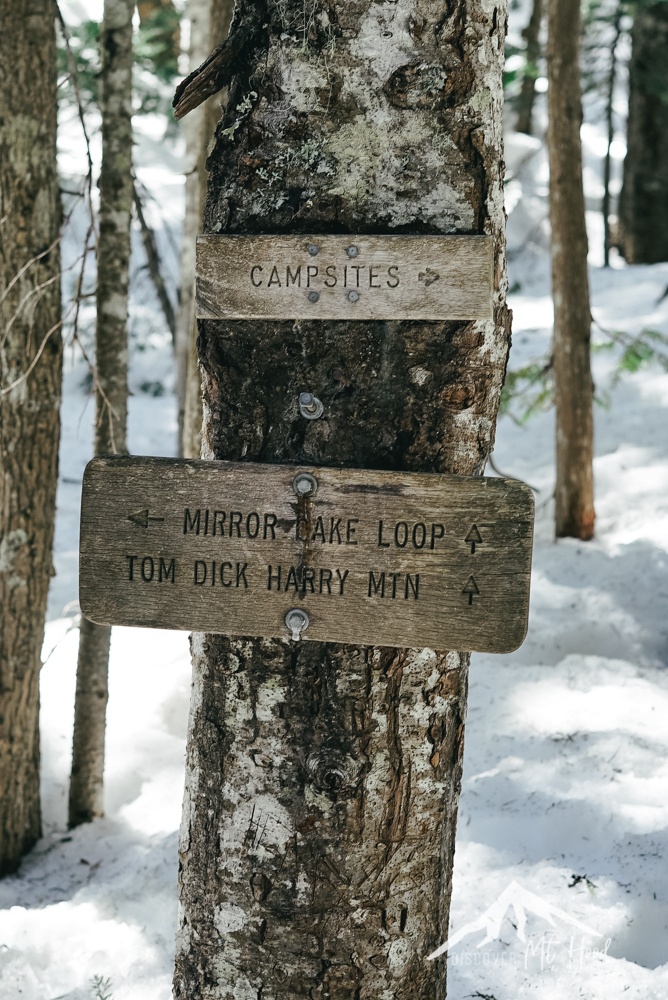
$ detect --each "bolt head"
[308,244,320,256]
[285,608,310,640]
[293,472,318,496]
[348,290,360,303]
[308,291,320,303]
[346,245,359,258]
[298,393,324,420]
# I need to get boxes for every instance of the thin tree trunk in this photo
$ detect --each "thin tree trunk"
[133,177,178,342]
[516,0,543,135]
[0,0,62,874]
[69,0,133,828]
[547,0,595,539]
[603,6,622,267]
[173,0,511,995]
[176,0,233,458]
[620,2,668,263]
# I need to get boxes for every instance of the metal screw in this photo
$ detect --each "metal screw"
[308,244,320,256]
[293,472,318,497]
[347,290,360,303]
[346,245,359,258]
[298,392,324,420]
[308,291,320,303]
[285,608,310,641]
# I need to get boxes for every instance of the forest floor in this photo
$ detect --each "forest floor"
[1,55,668,1000]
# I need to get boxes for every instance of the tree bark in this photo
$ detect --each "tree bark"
[173,1,510,996]
[0,0,62,875]
[176,0,234,458]
[69,0,133,828]
[620,2,668,263]
[547,0,595,540]
[516,0,543,135]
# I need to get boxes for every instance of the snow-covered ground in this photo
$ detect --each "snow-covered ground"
[2,37,668,1000]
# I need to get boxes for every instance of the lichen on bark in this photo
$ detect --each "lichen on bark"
[174,0,510,995]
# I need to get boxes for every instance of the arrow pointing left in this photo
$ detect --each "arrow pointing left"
[127,509,164,529]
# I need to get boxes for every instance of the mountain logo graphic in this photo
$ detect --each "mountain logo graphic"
[427,880,602,961]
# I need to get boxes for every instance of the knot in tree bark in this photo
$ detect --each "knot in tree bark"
[305,748,359,794]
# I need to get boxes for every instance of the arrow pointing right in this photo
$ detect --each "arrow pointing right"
[462,576,480,605]
[418,267,440,287]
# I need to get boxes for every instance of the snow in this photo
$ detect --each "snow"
[2,12,668,1000]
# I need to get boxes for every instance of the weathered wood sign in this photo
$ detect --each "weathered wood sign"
[196,234,493,321]
[79,456,533,653]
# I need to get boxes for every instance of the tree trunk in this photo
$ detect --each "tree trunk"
[0,0,62,875]
[547,0,595,540]
[173,1,510,996]
[602,6,623,268]
[516,0,543,135]
[69,0,133,828]
[176,0,233,458]
[620,2,668,263]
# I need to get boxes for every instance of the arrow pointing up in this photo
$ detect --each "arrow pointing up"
[465,524,484,553]
[127,509,164,529]
[462,576,480,605]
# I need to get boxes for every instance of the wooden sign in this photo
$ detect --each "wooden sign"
[79,456,533,653]
[196,234,493,321]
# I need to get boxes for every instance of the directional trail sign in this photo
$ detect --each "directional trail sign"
[79,456,534,653]
[196,234,493,321]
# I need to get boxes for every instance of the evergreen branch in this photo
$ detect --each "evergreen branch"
[591,313,668,366]
[89,975,113,1000]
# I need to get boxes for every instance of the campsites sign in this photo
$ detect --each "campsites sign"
[195,234,493,321]
[79,456,533,652]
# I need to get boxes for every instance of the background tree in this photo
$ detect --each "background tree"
[620,0,668,263]
[516,0,544,135]
[69,0,133,828]
[547,0,596,540]
[0,0,62,874]
[602,1,624,266]
[176,0,233,458]
[172,0,511,994]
